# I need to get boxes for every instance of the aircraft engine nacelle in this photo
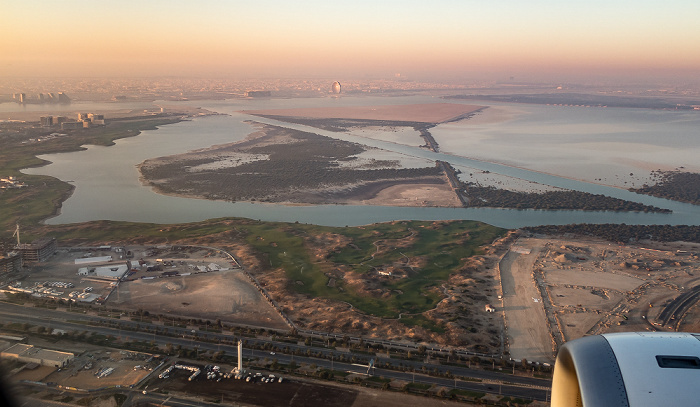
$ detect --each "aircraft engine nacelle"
[551,332,700,407]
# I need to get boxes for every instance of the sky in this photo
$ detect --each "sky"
[2,0,699,83]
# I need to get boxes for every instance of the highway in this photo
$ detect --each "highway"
[0,302,550,401]
[657,284,700,329]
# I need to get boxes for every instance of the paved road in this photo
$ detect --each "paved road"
[657,284,700,328]
[0,302,550,401]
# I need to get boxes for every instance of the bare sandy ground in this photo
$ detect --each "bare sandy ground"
[350,384,481,407]
[498,238,554,362]
[348,183,462,207]
[502,235,700,359]
[559,312,605,342]
[242,103,484,124]
[549,286,622,309]
[544,269,643,291]
[111,270,288,330]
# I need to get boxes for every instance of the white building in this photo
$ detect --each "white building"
[77,263,128,279]
[1,343,74,368]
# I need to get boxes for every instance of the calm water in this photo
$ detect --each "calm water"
[21,95,700,227]
[433,103,700,187]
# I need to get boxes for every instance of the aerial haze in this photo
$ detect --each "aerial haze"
[2,0,700,83]
[3,2,700,406]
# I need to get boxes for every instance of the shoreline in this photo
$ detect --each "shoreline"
[12,112,208,232]
[137,121,461,208]
[142,176,462,208]
[38,182,76,225]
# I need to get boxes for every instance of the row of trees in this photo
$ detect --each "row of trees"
[630,171,700,205]
[524,223,700,243]
[463,185,670,212]
[252,115,427,133]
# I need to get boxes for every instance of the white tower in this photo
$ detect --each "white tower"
[237,340,243,373]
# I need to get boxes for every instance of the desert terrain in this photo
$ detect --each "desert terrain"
[244,222,513,352]
[497,234,700,362]
[111,270,288,330]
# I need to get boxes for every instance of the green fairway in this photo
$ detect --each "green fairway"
[239,219,505,319]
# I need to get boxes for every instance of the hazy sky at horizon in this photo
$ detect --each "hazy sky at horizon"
[2,0,699,83]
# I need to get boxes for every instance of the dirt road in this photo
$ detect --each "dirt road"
[499,238,554,362]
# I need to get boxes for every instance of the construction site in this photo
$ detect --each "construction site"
[0,242,290,329]
[497,234,700,363]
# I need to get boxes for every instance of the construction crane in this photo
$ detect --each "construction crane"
[12,224,21,246]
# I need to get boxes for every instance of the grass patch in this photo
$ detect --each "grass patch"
[405,382,432,391]
[331,370,351,378]
[364,375,391,384]
[500,396,533,405]
[451,389,486,399]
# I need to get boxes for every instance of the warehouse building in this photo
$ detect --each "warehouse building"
[1,343,74,368]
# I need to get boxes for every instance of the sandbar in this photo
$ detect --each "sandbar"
[241,103,484,124]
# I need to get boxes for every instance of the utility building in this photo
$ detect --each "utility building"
[1,344,74,368]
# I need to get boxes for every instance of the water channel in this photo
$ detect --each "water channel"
[18,96,700,228]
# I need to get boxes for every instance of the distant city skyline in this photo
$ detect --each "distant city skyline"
[2,0,699,84]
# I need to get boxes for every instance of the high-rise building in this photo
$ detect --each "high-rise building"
[87,113,105,125]
[57,92,70,104]
[331,81,341,94]
[40,116,54,127]
[244,90,271,97]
